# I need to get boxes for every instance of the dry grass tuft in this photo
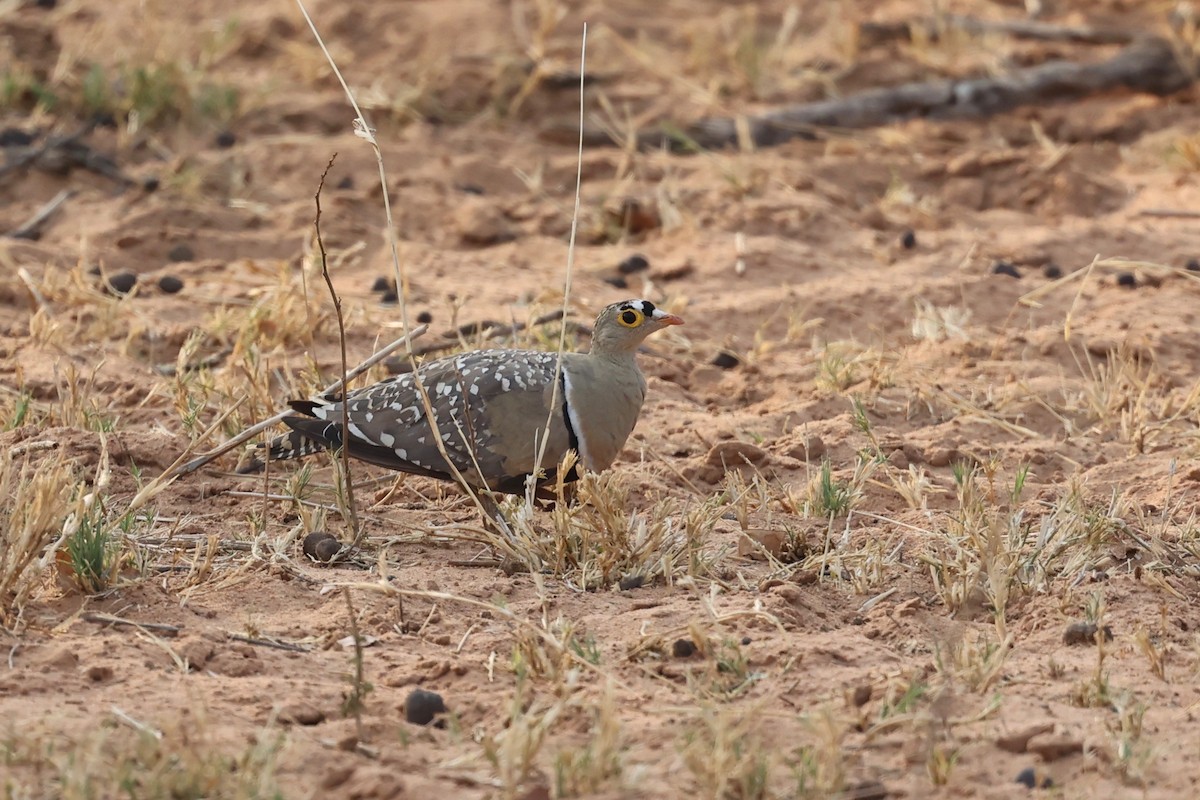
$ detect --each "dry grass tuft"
[0,451,78,623]
[455,458,726,590]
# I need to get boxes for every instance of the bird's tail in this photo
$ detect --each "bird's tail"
[235,425,331,474]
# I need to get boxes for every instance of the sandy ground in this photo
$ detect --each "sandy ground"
[3,0,1200,797]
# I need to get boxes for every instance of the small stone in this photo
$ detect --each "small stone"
[1116,272,1136,288]
[280,702,326,726]
[705,441,767,468]
[0,128,34,146]
[992,260,1021,279]
[850,685,872,707]
[1027,735,1083,762]
[106,272,138,295]
[710,351,739,370]
[370,276,391,293]
[602,275,628,289]
[1043,263,1063,279]
[925,447,958,467]
[617,254,650,274]
[158,275,184,294]
[214,130,237,149]
[1187,259,1200,272]
[404,688,447,726]
[302,531,342,563]
[336,176,354,190]
[86,665,113,682]
[900,230,917,249]
[609,200,660,234]
[738,529,786,559]
[455,183,485,195]
[454,198,515,246]
[786,435,826,462]
[1015,767,1053,789]
[416,310,433,324]
[740,636,751,646]
[654,261,695,281]
[142,176,160,192]
[166,243,194,263]
[997,722,1055,754]
[1063,621,1112,646]
[618,574,645,591]
[672,639,697,658]
[380,289,398,304]
[34,0,57,8]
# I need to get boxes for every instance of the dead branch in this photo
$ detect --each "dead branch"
[81,612,182,636]
[6,189,73,240]
[578,35,1194,152]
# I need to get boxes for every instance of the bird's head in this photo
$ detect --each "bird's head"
[591,299,684,354]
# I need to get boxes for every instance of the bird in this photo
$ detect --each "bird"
[245,299,684,496]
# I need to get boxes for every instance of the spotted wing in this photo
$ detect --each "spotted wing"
[279,349,574,489]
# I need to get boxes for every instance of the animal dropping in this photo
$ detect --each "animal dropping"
[246,300,683,497]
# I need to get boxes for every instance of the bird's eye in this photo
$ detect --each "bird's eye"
[619,309,642,327]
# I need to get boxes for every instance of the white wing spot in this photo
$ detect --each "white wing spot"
[379,432,395,447]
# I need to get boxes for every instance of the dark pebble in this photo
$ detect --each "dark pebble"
[35,0,57,8]
[141,176,160,192]
[302,531,341,563]
[380,289,398,304]
[618,574,645,591]
[602,275,628,289]
[370,276,391,293]
[91,112,118,129]
[1063,621,1113,646]
[404,688,447,726]
[900,229,917,249]
[214,130,237,149]
[456,183,485,195]
[166,243,195,263]
[617,254,650,275]
[740,636,751,646]
[711,351,740,370]
[671,639,697,658]
[106,272,138,295]
[0,128,34,147]
[1187,259,1200,272]
[1042,263,1062,279]
[158,275,184,294]
[416,310,433,324]
[336,176,354,190]
[992,260,1021,279]
[1116,272,1136,288]
[1015,766,1052,789]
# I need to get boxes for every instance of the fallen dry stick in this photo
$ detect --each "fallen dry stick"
[577,35,1194,151]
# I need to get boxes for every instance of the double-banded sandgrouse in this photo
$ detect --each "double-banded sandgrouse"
[250,299,683,494]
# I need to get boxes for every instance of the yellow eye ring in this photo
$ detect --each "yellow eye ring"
[618,308,643,327]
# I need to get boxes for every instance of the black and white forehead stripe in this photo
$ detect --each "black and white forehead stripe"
[620,299,655,314]
[621,299,671,318]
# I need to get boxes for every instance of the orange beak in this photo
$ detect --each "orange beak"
[657,313,685,326]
